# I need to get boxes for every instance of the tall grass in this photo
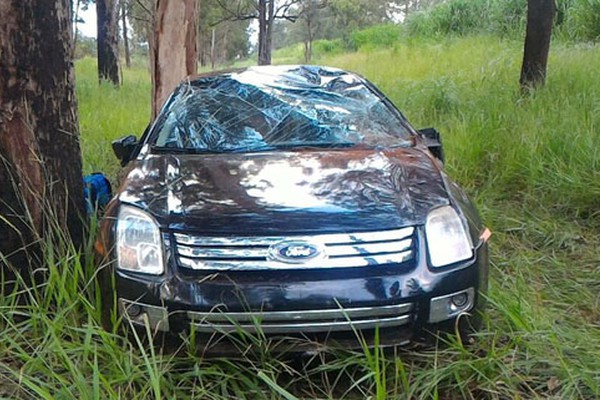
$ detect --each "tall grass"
[1,36,599,398]
[76,57,151,178]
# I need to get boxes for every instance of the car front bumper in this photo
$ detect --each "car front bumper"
[112,229,489,350]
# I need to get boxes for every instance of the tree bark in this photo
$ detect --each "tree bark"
[122,1,131,69]
[150,0,198,118]
[257,0,269,65]
[520,0,555,90]
[97,0,120,85]
[0,0,85,268]
[265,0,274,64]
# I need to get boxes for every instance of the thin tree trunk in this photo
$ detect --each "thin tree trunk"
[150,0,198,118]
[122,1,131,68]
[266,0,274,64]
[211,27,216,70]
[0,0,85,269]
[520,0,555,90]
[73,0,81,48]
[97,0,120,85]
[257,0,269,65]
[305,17,313,62]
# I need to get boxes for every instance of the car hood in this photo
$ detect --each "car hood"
[117,147,450,234]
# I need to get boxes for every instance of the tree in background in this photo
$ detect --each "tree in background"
[278,0,396,52]
[72,0,89,48]
[328,0,390,45]
[126,0,154,56]
[520,0,555,90]
[198,0,250,68]
[296,0,328,62]
[97,0,120,84]
[121,0,131,68]
[0,0,85,268]
[216,0,301,65]
[150,0,197,118]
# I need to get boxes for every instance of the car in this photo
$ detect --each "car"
[96,65,490,352]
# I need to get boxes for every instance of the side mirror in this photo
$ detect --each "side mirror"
[418,127,445,164]
[112,135,138,166]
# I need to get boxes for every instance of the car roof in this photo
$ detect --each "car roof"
[188,65,351,81]
[181,65,360,91]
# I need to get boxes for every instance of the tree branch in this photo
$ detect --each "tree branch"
[129,14,151,23]
[209,13,258,27]
[133,0,153,16]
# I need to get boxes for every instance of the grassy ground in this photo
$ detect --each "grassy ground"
[1,36,599,399]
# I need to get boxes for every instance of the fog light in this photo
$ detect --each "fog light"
[429,288,475,323]
[451,293,469,309]
[126,303,142,317]
[119,299,170,332]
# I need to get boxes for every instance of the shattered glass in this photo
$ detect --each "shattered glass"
[152,65,413,152]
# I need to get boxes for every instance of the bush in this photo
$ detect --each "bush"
[405,0,526,38]
[487,0,526,36]
[406,0,600,43]
[74,35,97,59]
[562,0,600,41]
[350,24,404,50]
[406,0,488,36]
[312,38,345,56]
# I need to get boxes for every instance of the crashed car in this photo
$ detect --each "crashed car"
[97,65,490,351]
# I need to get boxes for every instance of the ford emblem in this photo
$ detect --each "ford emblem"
[268,240,325,264]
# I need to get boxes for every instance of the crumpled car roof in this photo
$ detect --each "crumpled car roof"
[152,65,413,152]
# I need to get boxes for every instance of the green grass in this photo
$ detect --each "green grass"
[1,36,600,398]
[76,57,151,178]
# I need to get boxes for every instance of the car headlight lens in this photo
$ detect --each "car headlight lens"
[116,205,164,275]
[425,206,473,268]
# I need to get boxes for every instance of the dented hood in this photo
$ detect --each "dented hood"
[117,147,450,234]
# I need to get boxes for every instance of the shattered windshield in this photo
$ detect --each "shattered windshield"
[152,65,413,153]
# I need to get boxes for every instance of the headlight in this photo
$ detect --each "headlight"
[116,205,165,275]
[425,205,473,268]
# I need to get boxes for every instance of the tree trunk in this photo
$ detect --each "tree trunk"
[257,0,274,65]
[520,0,555,90]
[257,0,270,65]
[150,0,198,118]
[211,27,216,70]
[122,1,131,69]
[73,0,81,48]
[97,0,120,85]
[304,17,313,62]
[266,0,274,64]
[0,0,85,269]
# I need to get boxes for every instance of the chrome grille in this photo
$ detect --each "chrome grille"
[174,227,415,271]
[187,303,413,334]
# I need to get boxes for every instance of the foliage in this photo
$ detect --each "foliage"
[197,0,251,67]
[270,0,402,52]
[75,58,151,178]
[327,0,392,47]
[74,34,97,59]
[350,24,404,50]
[404,0,600,42]
[560,0,600,41]
[404,0,526,37]
[312,38,346,55]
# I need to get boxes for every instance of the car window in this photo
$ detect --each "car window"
[152,66,413,153]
